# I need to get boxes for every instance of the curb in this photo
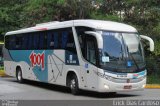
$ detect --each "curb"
[0,70,7,77]
[145,84,160,89]
[0,73,7,77]
[0,74,7,77]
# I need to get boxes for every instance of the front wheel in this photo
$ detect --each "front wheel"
[16,68,23,83]
[70,75,79,95]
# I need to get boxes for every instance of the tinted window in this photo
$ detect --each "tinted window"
[61,31,68,49]
[33,33,39,49]
[5,35,16,49]
[39,32,47,49]
[75,27,98,65]
[21,34,29,49]
[84,35,97,65]
[5,27,77,52]
[15,35,22,50]
[47,31,54,49]
[54,32,59,49]
[65,31,76,54]
[28,34,33,49]
[47,28,77,54]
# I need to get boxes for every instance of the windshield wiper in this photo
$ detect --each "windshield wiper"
[127,47,140,70]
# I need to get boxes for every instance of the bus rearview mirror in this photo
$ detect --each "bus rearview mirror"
[140,35,154,52]
[84,31,103,48]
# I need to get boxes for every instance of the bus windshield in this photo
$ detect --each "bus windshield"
[99,31,145,73]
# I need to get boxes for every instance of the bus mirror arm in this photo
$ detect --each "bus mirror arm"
[85,31,103,48]
[140,35,154,52]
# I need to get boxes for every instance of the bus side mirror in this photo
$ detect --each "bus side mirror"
[85,31,103,48]
[140,35,154,52]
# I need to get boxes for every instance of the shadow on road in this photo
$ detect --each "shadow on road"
[5,77,140,99]
[79,91,139,99]
[22,80,140,98]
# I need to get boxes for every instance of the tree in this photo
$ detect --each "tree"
[122,0,160,38]
[22,0,93,27]
[0,0,28,41]
[0,0,27,34]
[22,0,63,27]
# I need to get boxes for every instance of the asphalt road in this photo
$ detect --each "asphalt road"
[0,77,160,100]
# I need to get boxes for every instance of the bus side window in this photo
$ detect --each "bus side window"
[5,36,9,49]
[33,33,39,49]
[28,34,33,50]
[8,36,16,50]
[47,31,54,49]
[21,35,28,49]
[15,35,22,50]
[5,36,13,50]
[39,33,44,49]
[61,31,68,49]
[54,32,59,49]
[66,31,77,54]
[38,32,47,49]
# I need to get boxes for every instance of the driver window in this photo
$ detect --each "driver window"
[79,35,97,65]
[86,37,97,65]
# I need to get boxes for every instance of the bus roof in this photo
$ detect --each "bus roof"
[5,20,137,36]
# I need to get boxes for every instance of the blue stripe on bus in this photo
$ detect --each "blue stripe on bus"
[8,50,79,82]
[9,50,53,82]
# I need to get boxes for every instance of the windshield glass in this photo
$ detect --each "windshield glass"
[99,31,145,73]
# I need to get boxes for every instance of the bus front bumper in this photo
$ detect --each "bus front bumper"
[97,77,146,93]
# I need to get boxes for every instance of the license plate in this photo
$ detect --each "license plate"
[124,85,132,89]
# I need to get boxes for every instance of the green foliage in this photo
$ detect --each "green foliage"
[153,23,160,38]
[90,12,120,22]
[23,0,59,26]
[65,0,93,19]
[0,0,27,40]
[145,40,160,79]
[153,40,160,56]
[147,75,160,84]
[22,0,93,27]
[122,0,160,38]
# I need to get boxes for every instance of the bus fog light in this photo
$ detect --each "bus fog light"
[104,84,110,89]
[142,84,146,88]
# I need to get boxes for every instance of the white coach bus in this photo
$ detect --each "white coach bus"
[4,20,154,95]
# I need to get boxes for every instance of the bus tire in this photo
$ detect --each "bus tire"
[16,67,23,83]
[70,75,79,95]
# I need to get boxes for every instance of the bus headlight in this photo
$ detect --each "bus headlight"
[97,72,112,81]
[97,72,104,78]
[104,84,110,89]
[104,75,112,80]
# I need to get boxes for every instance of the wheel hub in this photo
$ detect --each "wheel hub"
[18,71,21,81]
[70,79,76,89]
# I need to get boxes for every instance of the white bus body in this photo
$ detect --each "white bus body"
[4,20,154,94]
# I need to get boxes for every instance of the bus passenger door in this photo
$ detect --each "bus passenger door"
[79,35,98,90]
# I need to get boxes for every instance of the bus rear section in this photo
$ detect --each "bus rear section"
[3,27,80,88]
